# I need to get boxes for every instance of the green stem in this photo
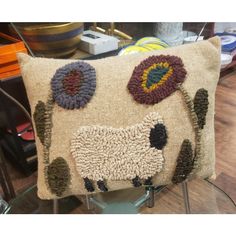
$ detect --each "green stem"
[43,93,54,166]
[178,84,202,169]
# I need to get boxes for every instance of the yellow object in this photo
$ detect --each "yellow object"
[136,37,169,48]
[119,37,169,56]
[118,45,150,55]
[142,44,165,51]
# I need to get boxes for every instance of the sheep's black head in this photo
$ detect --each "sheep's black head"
[149,123,168,149]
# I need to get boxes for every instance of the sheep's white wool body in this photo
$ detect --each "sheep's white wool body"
[71,112,165,181]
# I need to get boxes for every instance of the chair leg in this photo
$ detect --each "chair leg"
[0,168,11,200]
[181,181,191,214]
[0,145,16,201]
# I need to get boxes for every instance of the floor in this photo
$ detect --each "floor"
[214,70,236,203]
[1,69,236,213]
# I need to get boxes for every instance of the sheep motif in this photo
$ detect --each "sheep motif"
[70,112,168,192]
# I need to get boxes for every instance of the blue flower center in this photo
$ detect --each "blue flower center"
[146,66,169,88]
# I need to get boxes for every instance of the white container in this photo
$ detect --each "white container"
[182,31,196,38]
[154,23,183,46]
[78,30,119,55]
[154,23,183,40]
[224,27,236,34]
[221,53,233,68]
[183,36,204,44]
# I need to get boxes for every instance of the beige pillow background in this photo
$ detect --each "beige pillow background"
[18,37,221,199]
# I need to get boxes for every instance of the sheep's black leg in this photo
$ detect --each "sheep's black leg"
[144,177,153,186]
[132,176,142,187]
[83,177,95,192]
[97,180,108,192]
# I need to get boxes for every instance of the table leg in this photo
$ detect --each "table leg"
[0,145,16,201]
[182,181,191,214]
[146,186,155,208]
[53,199,59,214]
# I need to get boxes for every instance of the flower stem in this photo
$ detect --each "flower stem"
[43,92,54,166]
[178,84,202,169]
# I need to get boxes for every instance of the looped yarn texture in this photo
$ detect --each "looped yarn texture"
[33,101,46,145]
[194,88,209,129]
[71,112,167,181]
[46,157,71,196]
[51,61,96,109]
[127,55,187,104]
[172,139,194,184]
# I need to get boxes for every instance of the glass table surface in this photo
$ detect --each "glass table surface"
[3,179,236,214]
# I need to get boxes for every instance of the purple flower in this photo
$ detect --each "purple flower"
[51,61,96,109]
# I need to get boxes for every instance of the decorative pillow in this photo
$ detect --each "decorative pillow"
[18,37,221,199]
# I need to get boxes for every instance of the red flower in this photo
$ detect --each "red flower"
[127,55,187,105]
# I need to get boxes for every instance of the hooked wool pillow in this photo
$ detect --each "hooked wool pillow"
[18,37,221,199]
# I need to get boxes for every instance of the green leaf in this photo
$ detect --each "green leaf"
[194,88,209,129]
[172,139,194,184]
[47,157,71,197]
[33,101,46,144]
